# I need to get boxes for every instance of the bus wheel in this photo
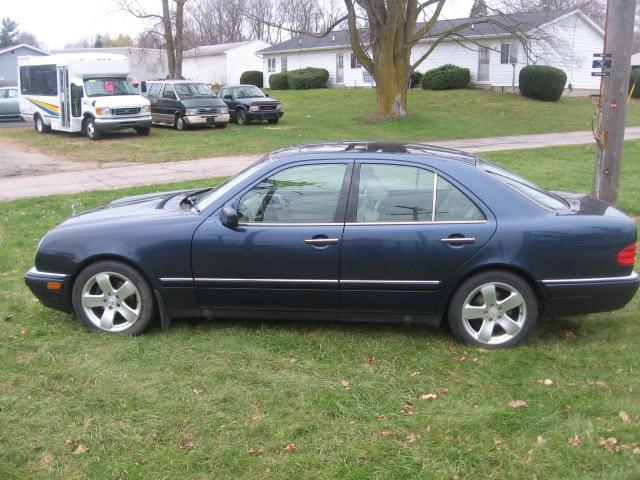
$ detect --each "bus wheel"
[85,118,102,141]
[34,115,51,134]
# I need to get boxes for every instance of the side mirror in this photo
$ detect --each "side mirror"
[224,94,233,100]
[220,204,238,228]
[265,93,269,97]
[140,81,147,93]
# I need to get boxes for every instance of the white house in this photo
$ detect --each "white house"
[51,47,169,81]
[259,9,603,94]
[182,40,270,86]
[632,52,640,68]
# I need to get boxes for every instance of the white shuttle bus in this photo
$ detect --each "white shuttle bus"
[18,53,152,140]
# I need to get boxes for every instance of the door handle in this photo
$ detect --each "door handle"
[304,237,340,245]
[441,236,476,245]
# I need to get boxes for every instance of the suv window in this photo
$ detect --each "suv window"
[237,163,347,223]
[162,84,176,99]
[219,88,230,98]
[147,83,162,97]
[435,176,485,221]
[357,164,435,222]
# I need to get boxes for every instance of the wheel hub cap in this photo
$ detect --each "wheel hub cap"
[81,271,141,332]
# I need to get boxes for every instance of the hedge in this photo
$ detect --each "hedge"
[409,71,423,89]
[287,67,329,89]
[240,70,263,88]
[269,72,289,90]
[630,68,640,99]
[519,65,567,101]
[421,64,471,90]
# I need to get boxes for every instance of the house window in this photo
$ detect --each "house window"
[501,43,518,64]
[350,53,362,69]
[267,58,276,73]
[362,71,373,83]
[281,57,287,72]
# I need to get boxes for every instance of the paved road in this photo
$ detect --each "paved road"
[2,126,640,202]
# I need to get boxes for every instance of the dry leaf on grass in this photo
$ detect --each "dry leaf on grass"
[283,443,297,452]
[567,434,582,447]
[410,371,421,377]
[564,329,577,338]
[523,449,534,463]
[440,387,449,394]
[601,437,619,454]
[406,432,419,444]
[587,380,608,388]
[619,411,631,423]
[380,429,392,437]
[251,412,265,422]
[537,379,554,386]
[537,436,546,445]
[248,447,264,455]
[63,439,71,445]
[377,415,387,421]
[633,447,640,455]
[340,379,351,389]
[179,440,195,451]
[72,444,88,454]
[367,355,376,365]
[508,400,528,409]
[420,393,438,401]
[401,403,414,416]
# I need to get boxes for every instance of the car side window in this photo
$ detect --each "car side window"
[435,176,485,221]
[7,89,18,98]
[357,164,435,222]
[237,163,347,224]
[220,88,230,98]
[148,83,161,97]
[162,84,176,99]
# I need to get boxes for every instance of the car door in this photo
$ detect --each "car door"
[147,83,162,121]
[339,160,496,313]
[192,160,352,311]
[0,89,8,115]
[158,84,180,124]
[220,87,238,115]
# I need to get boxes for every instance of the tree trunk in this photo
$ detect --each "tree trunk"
[370,25,410,117]
[174,0,186,79]
[162,0,177,78]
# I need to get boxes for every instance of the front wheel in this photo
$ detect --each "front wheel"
[85,117,101,140]
[174,115,188,131]
[135,127,151,136]
[236,109,248,125]
[447,270,537,348]
[72,260,155,335]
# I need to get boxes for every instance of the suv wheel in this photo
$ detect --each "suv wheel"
[174,116,188,131]
[236,109,248,125]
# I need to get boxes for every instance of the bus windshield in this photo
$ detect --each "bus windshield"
[83,77,138,97]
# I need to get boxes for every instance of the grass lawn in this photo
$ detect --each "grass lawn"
[0,89,639,163]
[1,144,639,479]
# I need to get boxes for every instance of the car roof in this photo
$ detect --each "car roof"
[268,141,478,165]
[147,80,208,84]
[222,85,263,88]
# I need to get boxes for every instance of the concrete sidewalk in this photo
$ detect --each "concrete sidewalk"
[2,126,640,202]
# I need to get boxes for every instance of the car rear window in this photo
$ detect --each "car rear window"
[478,159,568,211]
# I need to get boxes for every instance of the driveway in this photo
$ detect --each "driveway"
[2,126,640,202]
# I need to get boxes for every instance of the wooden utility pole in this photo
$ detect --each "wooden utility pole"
[592,0,637,205]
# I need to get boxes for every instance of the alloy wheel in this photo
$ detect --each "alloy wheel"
[80,271,141,332]
[460,282,527,346]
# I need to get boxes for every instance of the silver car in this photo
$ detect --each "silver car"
[0,86,20,119]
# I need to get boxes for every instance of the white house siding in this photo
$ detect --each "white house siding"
[183,55,228,84]
[225,41,270,84]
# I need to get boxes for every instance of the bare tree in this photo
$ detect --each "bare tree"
[185,0,245,47]
[116,0,189,78]
[497,0,606,26]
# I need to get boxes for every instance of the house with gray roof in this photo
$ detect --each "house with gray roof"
[0,44,48,87]
[259,9,604,93]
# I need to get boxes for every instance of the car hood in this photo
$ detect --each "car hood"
[180,97,226,108]
[57,189,200,227]
[239,97,279,105]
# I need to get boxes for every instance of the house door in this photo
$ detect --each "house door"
[336,54,344,84]
[478,47,490,82]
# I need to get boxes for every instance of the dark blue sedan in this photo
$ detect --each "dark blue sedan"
[25,142,638,347]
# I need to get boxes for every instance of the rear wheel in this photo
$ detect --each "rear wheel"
[34,114,50,133]
[447,270,537,348]
[174,115,188,131]
[135,127,151,136]
[85,117,101,140]
[72,260,155,335]
[236,109,248,125]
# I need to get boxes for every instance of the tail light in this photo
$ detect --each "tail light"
[617,242,637,266]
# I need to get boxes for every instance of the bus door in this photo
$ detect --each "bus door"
[58,66,71,130]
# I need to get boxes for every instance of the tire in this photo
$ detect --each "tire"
[135,127,151,136]
[34,114,50,133]
[267,118,279,124]
[236,109,248,125]
[85,117,101,140]
[174,115,188,131]
[214,123,227,129]
[447,270,537,348]
[72,260,156,335]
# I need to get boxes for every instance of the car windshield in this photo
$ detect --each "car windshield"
[83,77,138,97]
[233,86,265,98]
[196,156,273,211]
[174,83,214,97]
[478,159,568,211]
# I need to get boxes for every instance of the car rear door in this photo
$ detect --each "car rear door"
[191,160,353,311]
[339,160,496,313]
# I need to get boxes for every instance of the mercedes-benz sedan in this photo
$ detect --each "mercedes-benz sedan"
[25,142,638,347]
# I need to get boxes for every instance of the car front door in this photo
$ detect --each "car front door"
[158,84,180,124]
[192,160,352,311]
[0,89,8,115]
[339,161,496,313]
[220,88,238,116]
